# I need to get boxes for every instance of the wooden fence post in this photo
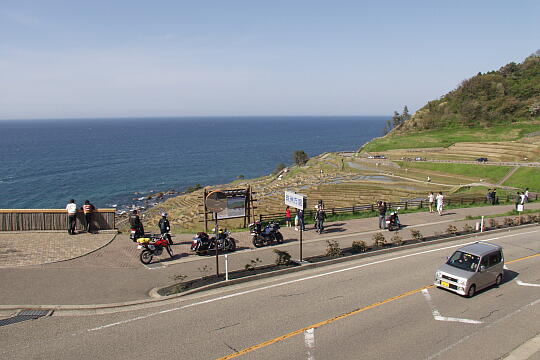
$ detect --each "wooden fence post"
[419,200,423,209]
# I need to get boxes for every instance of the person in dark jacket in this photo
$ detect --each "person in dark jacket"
[81,200,96,233]
[377,201,387,229]
[314,209,326,233]
[297,209,305,231]
[129,210,144,240]
[158,212,173,244]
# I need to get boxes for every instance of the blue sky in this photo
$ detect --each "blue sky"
[0,0,538,120]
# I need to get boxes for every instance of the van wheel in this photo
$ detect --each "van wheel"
[495,274,503,287]
[466,284,476,298]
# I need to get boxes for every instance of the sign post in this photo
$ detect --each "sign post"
[205,190,228,278]
[285,191,307,262]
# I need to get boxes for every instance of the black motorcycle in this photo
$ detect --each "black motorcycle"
[249,221,283,248]
[385,211,401,231]
[191,229,236,256]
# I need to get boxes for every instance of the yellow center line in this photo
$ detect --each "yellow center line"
[506,252,540,264]
[216,252,540,360]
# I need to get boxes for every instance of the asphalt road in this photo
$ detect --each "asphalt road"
[2,227,540,360]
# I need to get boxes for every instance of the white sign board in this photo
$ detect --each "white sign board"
[216,196,246,219]
[285,191,306,210]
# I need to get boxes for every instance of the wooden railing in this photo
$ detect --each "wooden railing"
[0,209,116,231]
[258,194,537,223]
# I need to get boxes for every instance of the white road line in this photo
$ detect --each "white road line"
[516,280,540,287]
[305,328,315,360]
[89,229,540,332]
[426,297,540,360]
[421,289,482,324]
[502,332,540,360]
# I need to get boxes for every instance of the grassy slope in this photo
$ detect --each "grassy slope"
[503,167,540,192]
[363,122,540,152]
[395,161,512,183]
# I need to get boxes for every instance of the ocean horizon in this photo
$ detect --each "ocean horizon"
[0,116,386,210]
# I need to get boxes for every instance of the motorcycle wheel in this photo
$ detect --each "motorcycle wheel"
[140,250,153,264]
[227,238,237,252]
[252,236,264,248]
[166,245,174,258]
[275,232,284,244]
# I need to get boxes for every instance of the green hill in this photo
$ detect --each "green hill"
[402,53,540,131]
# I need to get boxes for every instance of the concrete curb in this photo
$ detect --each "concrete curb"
[0,223,536,316]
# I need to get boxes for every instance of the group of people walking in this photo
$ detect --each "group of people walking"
[284,200,326,233]
[427,192,445,215]
[65,199,96,235]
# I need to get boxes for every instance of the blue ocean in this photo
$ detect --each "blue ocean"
[0,116,385,209]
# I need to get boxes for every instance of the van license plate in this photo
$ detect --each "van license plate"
[441,281,449,287]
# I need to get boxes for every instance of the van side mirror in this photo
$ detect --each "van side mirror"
[480,265,486,272]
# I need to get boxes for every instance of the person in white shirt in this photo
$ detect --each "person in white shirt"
[66,199,77,235]
[436,192,444,216]
[428,192,435,213]
[524,188,529,203]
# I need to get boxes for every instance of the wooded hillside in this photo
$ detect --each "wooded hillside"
[400,53,540,131]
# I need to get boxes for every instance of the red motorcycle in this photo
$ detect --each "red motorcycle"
[137,234,173,264]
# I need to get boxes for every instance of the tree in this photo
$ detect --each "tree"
[392,111,401,128]
[382,123,389,135]
[293,150,309,166]
[401,105,411,124]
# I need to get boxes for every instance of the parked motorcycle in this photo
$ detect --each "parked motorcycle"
[137,234,173,264]
[249,221,283,247]
[130,227,145,242]
[191,228,236,256]
[385,209,401,231]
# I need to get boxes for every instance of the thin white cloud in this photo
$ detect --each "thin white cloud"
[1,11,41,27]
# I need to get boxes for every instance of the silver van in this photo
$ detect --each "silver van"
[434,242,504,297]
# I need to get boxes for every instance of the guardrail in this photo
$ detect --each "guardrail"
[258,194,537,223]
[0,209,116,231]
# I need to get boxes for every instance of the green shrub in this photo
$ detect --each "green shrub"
[273,249,292,266]
[351,240,367,253]
[245,258,262,271]
[391,232,403,246]
[372,232,386,247]
[446,224,458,235]
[488,218,498,228]
[410,229,424,241]
[325,240,342,258]
[462,223,474,233]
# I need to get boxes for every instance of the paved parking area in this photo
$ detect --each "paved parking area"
[0,232,116,267]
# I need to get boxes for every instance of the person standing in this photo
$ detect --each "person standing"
[82,200,95,233]
[297,209,305,231]
[436,192,444,216]
[129,210,145,240]
[158,212,173,244]
[66,199,77,235]
[315,209,326,234]
[515,191,523,211]
[486,189,492,205]
[491,188,497,205]
[294,210,299,231]
[377,201,387,229]
[524,188,530,203]
[285,206,291,227]
[428,192,435,213]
